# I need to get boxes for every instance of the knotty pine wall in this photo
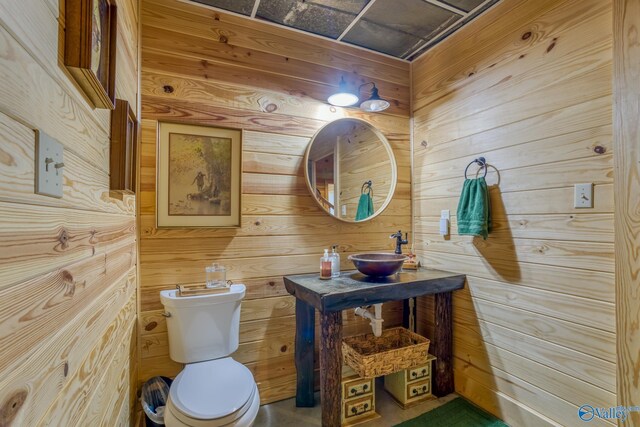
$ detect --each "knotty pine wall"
[138,0,411,403]
[411,0,615,425]
[0,0,139,425]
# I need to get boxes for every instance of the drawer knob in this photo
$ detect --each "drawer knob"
[422,386,427,391]
[412,372,417,377]
[422,369,427,374]
[363,384,368,390]
[413,389,418,394]
[351,388,356,394]
[351,407,357,414]
[364,403,369,409]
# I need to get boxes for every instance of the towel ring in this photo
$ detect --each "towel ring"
[464,157,488,179]
[361,180,373,194]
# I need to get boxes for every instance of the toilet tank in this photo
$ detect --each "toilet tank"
[160,284,245,364]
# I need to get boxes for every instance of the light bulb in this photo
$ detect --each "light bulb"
[327,76,359,107]
[360,98,390,112]
[328,92,359,107]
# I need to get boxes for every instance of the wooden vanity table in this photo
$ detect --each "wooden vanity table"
[283,268,466,427]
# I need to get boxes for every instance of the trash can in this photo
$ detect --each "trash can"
[141,376,172,427]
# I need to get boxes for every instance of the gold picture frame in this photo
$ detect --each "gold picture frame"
[64,0,117,109]
[157,122,242,228]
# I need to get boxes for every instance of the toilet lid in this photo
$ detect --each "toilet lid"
[170,358,255,420]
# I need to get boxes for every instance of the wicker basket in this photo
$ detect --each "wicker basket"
[342,327,430,378]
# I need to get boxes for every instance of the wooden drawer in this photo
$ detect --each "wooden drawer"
[344,395,374,420]
[384,354,436,408]
[406,379,431,401]
[343,377,373,399]
[406,363,431,382]
[340,365,379,426]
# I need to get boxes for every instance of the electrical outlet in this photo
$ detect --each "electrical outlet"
[574,183,593,208]
[35,130,64,198]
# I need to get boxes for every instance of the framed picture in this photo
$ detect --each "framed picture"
[110,99,138,193]
[157,123,242,228]
[64,0,117,109]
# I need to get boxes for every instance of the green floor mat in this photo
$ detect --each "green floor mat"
[394,398,509,427]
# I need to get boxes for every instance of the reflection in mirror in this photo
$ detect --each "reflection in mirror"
[305,118,397,222]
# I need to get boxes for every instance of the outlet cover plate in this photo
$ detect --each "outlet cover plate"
[35,130,64,198]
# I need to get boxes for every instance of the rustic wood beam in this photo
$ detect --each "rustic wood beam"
[320,310,343,427]
[295,299,316,407]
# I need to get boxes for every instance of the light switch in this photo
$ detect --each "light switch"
[440,210,450,236]
[574,183,593,208]
[35,130,64,198]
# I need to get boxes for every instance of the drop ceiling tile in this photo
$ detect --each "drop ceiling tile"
[440,0,488,13]
[256,0,370,39]
[342,20,426,58]
[342,0,461,57]
[190,0,256,15]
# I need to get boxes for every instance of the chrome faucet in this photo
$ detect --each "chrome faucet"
[390,230,409,254]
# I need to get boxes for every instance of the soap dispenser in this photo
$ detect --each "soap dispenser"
[320,249,332,280]
[330,245,340,278]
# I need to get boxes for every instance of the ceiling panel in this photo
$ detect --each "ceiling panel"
[342,0,461,58]
[341,20,426,58]
[441,0,488,13]
[190,0,256,15]
[256,0,371,39]
[184,0,501,60]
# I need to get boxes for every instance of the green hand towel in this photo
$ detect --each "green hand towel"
[355,193,374,221]
[457,177,492,239]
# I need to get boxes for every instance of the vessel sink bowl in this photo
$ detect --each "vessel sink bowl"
[348,253,408,277]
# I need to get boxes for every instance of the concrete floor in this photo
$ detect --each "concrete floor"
[254,380,458,426]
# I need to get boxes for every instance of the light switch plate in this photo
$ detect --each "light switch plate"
[440,210,450,236]
[35,130,64,198]
[574,183,593,208]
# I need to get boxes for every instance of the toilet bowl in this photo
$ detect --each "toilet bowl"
[160,285,259,427]
[164,359,260,427]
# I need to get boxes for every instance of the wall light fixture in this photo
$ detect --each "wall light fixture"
[327,78,390,112]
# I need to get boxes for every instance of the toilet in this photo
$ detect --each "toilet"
[160,284,260,427]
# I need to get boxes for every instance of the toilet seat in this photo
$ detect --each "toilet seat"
[166,357,259,426]
[166,386,259,427]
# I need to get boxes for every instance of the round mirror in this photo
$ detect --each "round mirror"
[304,118,397,222]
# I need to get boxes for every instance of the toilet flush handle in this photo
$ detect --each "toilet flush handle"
[162,312,172,318]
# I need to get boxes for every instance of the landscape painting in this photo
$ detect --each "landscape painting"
[169,132,231,216]
[157,123,241,228]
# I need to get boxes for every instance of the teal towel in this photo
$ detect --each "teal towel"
[355,193,374,221]
[457,177,492,239]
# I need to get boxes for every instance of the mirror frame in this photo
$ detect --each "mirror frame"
[303,117,397,223]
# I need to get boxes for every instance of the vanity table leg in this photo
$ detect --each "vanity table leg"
[433,291,454,396]
[295,299,315,407]
[320,310,342,427]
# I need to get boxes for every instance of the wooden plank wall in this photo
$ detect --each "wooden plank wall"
[411,0,615,425]
[138,0,411,404]
[613,0,640,424]
[0,0,139,425]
